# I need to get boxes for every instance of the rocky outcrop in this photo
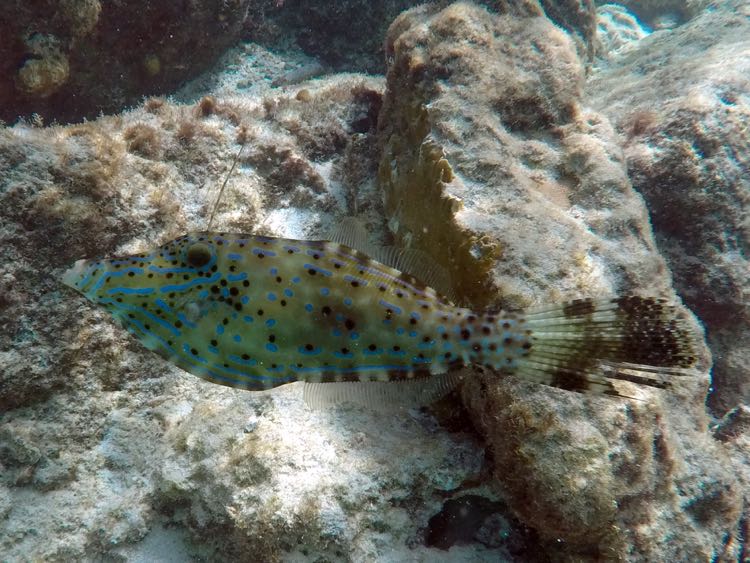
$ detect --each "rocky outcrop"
[378,2,744,559]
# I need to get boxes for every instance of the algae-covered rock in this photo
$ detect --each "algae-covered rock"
[379,2,743,558]
[588,0,750,416]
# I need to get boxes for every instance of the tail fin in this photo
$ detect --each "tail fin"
[515,296,698,398]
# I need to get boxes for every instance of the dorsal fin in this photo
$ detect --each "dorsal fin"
[328,217,456,301]
[302,371,465,411]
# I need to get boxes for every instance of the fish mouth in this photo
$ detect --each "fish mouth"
[61,259,92,293]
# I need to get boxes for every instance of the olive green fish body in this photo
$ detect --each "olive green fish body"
[63,232,697,397]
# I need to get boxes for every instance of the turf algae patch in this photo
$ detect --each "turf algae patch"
[378,7,500,309]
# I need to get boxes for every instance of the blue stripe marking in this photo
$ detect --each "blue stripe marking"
[412,356,432,364]
[305,304,313,312]
[177,313,197,329]
[270,268,278,275]
[199,290,209,299]
[182,343,207,364]
[253,248,277,257]
[307,249,325,257]
[228,355,258,366]
[92,267,144,292]
[107,286,154,296]
[267,364,286,373]
[290,364,413,374]
[265,319,276,328]
[102,299,180,337]
[363,348,383,356]
[331,328,342,337]
[343,274,367,286]
[283,245,300,253]
[254,235,275,243]
[418,341,435,349]
[221,288,229,297]
[208,345,219,355]
[228,253,243,261]
[233,335,241,343]
[410,312,421,320]
[284,288,294,297]
[334,351,354,359]
[298,346,322,355]
[216,324,225,335]
[155,299,172,313]
[125,317,179,356]
[162,272,221,293]
[266,343,278,353]
[343,298,353,307]
[409,330,418,338]
[292,276,301,284]
[243,315,254,323]
[378,299,402,314]
[350,332,359,340]
[241,296,249,304]
[267,292,276,301]
[396,327,405,335]
[228,273,248,282]
[148,265,198,274]
[320,287,330,296]
[443,342,453,351]
[389,349,406,357]
[303,264,332,277]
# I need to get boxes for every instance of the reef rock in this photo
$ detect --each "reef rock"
[0,0,253,124]
[379,2,743,559]
[588,0,750,416]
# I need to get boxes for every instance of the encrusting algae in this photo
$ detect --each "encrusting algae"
[61,219,698,407]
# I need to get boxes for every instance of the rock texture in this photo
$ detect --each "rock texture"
[588,0,750,416]
[0,0,253,124]
[379,2,744,559]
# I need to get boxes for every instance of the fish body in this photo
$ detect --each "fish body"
[62,232,696,398]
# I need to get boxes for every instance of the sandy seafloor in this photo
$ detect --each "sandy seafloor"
[1,1,749,561]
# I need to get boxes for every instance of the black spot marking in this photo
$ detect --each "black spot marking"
[229,287,239,296]
[268,335,276,343]
[344,318,356,330]
[257,309,264,316]
[211,339,217,346]
[308,269,316,276]
[305,344,314,351]
[368,344,377,351]
[322,306,332,316]
[460,329,471,340]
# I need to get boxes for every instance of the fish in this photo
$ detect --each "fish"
[61,227,698,407]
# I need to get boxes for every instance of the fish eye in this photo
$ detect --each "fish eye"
[185,243,212,268]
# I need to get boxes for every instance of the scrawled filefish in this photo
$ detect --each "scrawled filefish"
[61,229,697,406]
